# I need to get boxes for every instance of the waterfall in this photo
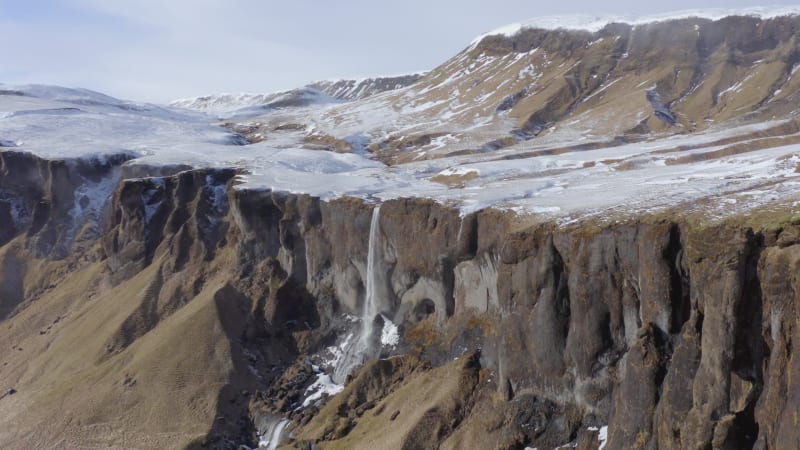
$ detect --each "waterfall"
[456,216,464,248]
[332,205,382,383]
[362,204,381,344]
[257,417,289,450]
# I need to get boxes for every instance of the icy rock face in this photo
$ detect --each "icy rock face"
[102,168,237,284]
[0,151,132,256]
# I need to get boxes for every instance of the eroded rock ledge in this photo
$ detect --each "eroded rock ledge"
[1,152,799,450]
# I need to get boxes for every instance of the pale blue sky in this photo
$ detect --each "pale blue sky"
[1,0,797,102]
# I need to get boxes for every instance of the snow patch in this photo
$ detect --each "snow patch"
[344,134,371,154]
[68,169,122,237]
[302,373,344,407]
[587,425,610,450]
[380,316,400,347]
[437,167,480,177]
[205,174,229,214]
[257,418,289,450]
[142,178,165,225]
[321,332,354,368]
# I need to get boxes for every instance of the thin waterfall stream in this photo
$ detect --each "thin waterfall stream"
[332,205,382,384]
[257,417,290,450]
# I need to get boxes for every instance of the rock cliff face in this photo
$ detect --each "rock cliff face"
[2,152,800,449]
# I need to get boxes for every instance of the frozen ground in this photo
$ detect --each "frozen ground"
[2,71,800,223]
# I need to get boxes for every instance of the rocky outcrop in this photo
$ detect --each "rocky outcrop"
[2,153,800,449]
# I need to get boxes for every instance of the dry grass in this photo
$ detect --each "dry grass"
[294,354,477,450]
[0,251,238,449]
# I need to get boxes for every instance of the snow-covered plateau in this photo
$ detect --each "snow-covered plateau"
[2,80,798,224]
[4,9,800,223]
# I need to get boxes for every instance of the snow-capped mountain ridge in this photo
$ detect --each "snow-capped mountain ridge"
[308,72,426,101]
[170,73,425,117]
[169,87,341,118]
[0,84,124,105]
[471,6,800,44]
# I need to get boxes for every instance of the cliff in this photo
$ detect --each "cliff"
[1,151,799,449]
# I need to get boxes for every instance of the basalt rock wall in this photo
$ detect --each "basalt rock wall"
[2,155,799,449]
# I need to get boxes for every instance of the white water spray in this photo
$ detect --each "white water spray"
[362,205,381,343]
[258,418,289,450]
[332,205,382,383]
[456,216,464,248]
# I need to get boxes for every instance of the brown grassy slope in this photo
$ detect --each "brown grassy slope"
[291,353,482,450]
[0,246,249,449]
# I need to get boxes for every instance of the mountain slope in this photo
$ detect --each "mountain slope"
[235,13,800,164]
[217,13,800,220]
